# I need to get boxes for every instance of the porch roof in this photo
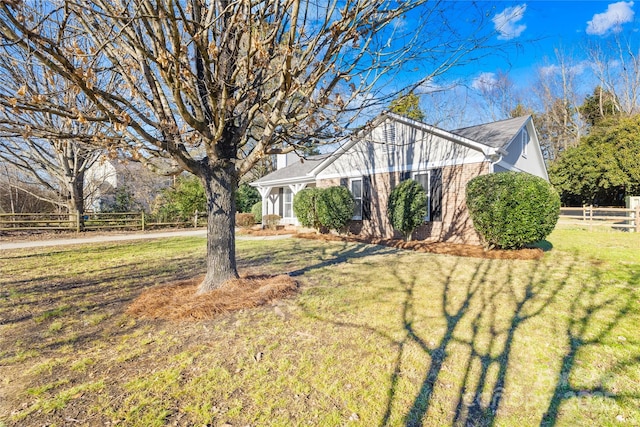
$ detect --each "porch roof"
[250,153,331,187]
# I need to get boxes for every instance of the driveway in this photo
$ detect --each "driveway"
[0,229,292,251]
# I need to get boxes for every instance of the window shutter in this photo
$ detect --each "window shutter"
[362,175,372,220]
[430,169,442,221]
[400,171,410,181]
[339,178,348,187]
[278,188,284,217]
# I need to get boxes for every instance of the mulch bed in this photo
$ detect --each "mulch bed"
[126,274,298,320]
[236,228,295,236]
[295,232,544,260]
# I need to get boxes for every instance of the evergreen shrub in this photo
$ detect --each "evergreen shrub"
[466,172,560,249]
[293,188,322,230]
[316,186,354,233]
[387,179,428,241]
[251,201,262,224]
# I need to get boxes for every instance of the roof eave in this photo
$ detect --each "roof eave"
[250,176,317,188]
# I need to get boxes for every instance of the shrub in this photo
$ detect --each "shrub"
[235,213,255,228]
[293,187,322,230]
[263,214,281,230]
[251,201,262,224]
[387,179,428,241]
[236,183,261,213]
[154,175,206,221]
[316,186,354,233]
[466,172,560,249]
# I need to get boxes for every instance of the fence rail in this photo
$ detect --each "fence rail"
[0,212,205,233]
[559,205,640,232]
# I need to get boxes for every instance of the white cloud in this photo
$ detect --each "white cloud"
[493,4,527,40]
[586,1,635,36]
[540,61,591,77]
[472,72,498,92]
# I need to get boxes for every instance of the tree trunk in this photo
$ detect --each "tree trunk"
[197,163,239,293]
[67,173,85,231]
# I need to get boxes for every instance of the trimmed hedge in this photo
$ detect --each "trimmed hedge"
[387,179,428,241]
[293,187,322,230]
[316,186,354,233]
[466,172,560,249]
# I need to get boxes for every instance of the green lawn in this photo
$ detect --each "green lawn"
[0,226,639,426]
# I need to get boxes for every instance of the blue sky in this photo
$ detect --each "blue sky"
[399,1,640,127]
[479,1,637,82]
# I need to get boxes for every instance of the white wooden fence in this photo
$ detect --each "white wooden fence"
[559,205,640,232]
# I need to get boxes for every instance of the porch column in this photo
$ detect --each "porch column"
[257,186,271,224]
[288,183,308,225]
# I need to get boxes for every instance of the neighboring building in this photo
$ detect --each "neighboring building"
[250,112,548,244]
[85,159,173,212]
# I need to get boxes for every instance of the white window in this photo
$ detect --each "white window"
[283,188,293,219]
[412,171,430,221]
[351,178,363,220]
[521,127,529,158]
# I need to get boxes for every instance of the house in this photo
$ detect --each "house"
[85,159,173,212]
[250,112,548,244]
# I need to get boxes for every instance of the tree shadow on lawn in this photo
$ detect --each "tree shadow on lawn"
[297,250,639,426]
[540,265,640,426]
[236,239,400,277]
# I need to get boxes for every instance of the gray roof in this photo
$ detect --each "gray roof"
[251,153,331,185]
[451,115,529,149]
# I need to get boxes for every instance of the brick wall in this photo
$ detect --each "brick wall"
[316,162,489,244]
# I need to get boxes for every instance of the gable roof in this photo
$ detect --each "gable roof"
[251,113,531,187]
[451,115,529,149]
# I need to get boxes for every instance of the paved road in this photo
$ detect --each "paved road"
[0,229,292,251]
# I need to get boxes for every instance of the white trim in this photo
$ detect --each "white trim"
[318,159,486,181]
[521,127,529,158]
[350,177,363,220]
[289,183,307,194]
[309,111,500,178]
[282,187,294,221]
[411,170,431,222]
[250,176,316,188]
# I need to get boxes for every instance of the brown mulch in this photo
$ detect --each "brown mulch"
[295,232,544,260]
[237,227,295,236]
[126,274,298,320]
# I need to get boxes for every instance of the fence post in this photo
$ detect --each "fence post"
[636,205,640,233]
[589,205,593,232]
[194,210,198,228]
[141,211,146,232]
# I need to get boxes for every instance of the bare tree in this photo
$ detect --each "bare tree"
[532,49,585,160]
[587,33,640,117]
[0,0,500,291]
[472,70,520,122]
[0,27,127,226]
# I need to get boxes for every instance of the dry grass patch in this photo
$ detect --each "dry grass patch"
[296,232,544,260]
[126,274,298,320]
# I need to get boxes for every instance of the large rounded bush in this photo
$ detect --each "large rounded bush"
[316,186,355,233]
[293,187,322,229]
[387,179,428,241]
[466,172,560,249]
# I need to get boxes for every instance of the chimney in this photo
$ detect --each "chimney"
[276,151,299,170]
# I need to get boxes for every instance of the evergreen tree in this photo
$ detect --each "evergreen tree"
[389,92,425,122]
